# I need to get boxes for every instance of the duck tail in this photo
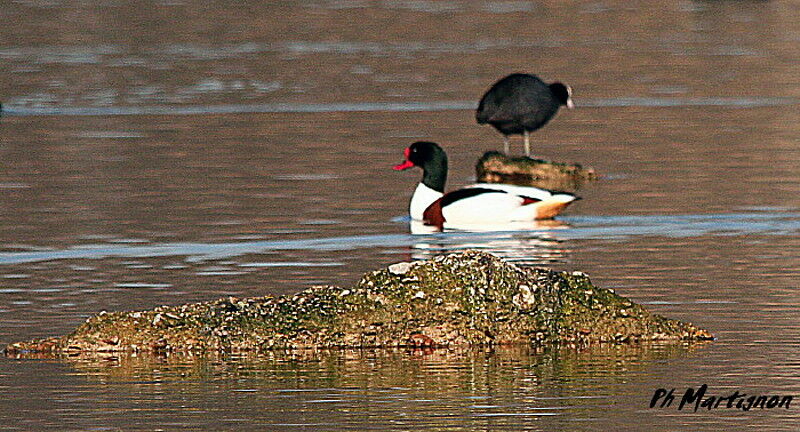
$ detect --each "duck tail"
[535,193,580,219]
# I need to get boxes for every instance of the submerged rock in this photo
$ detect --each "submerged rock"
[476,151,597,191]
[5,251,711,355]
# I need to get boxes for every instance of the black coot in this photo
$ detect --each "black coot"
[476,73,574,157]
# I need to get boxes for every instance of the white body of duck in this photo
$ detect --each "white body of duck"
[394,142,578,229]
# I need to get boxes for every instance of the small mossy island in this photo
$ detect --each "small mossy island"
[5,251,711,355]
[476,151,597,191]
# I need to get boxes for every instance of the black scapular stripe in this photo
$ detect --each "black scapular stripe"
[441,188,505,207]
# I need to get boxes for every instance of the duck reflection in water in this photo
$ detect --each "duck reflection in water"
[408,219,571,266]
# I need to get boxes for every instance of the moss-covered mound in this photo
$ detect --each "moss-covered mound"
[476,151,597,191]
[5,251,711,355]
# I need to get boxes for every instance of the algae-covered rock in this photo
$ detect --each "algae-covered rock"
[5,251,711,355]
[476,151,597,191]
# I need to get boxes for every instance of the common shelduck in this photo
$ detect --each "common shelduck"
[476,73,574,157]
[393,141,579,230]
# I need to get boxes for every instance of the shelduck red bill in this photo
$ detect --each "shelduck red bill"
[393,160,414,170]
[393,147,414,170]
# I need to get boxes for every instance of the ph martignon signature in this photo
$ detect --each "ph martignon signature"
[650,384,793,412]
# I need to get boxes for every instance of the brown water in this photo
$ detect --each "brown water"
[1,0,799,430]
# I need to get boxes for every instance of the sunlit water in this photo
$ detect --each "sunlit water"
[1,0,800,430]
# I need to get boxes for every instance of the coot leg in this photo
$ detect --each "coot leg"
[523,130,531,157]
[503,136,510,154]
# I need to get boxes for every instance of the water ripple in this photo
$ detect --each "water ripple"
[0,212,796,265]
[2,97,796,117]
